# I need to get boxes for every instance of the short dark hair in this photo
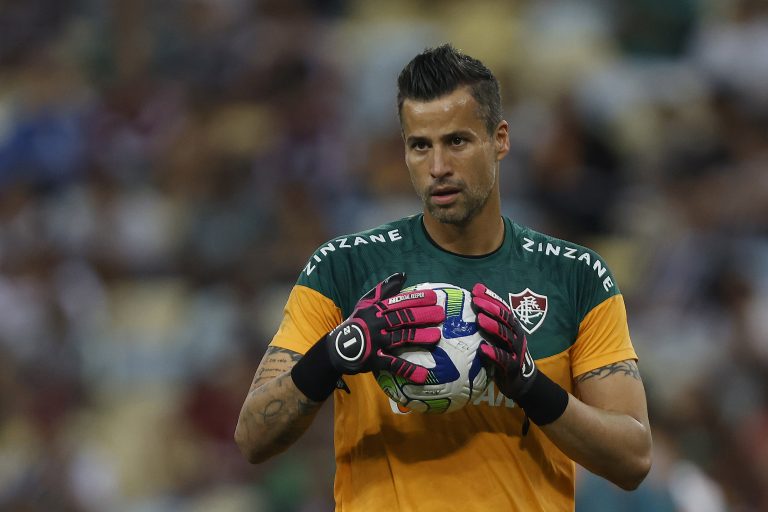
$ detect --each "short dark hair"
[397,44,502,134]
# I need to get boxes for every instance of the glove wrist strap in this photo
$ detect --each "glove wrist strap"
[516,371,569,426]
[290,336,342,402]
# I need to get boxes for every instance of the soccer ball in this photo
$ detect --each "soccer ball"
[375,283,488,414]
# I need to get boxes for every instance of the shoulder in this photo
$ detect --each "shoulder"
[301,216,417,277]
[297,216,419,302]
[509,221,621,321]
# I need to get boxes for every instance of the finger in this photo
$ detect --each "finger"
[478,341,517,369]
[471,285,515,327]
[377,350,430,384]
[472,294,507,321]
[387,327,442,348]
[376,273,407,300]
[360,273,407,303]
[478,341,499,364]
[382,305,445,329]
[476,312,515,347]
[476,343,497,379]
[472,283,510,310]
[380,288,439,311]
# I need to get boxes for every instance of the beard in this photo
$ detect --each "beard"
[418,178,493,226]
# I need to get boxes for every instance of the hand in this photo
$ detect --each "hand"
[471,283,537,400]
[325,273,444,384]
[472,283,568,427]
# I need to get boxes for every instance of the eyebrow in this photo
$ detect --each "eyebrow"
[405,130,475,146]
[441,130,474,142]
[405,135,429,146]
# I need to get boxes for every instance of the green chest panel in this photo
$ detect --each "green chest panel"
[298,215,620,360]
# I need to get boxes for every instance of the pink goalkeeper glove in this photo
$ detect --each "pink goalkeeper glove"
[472,283,568,427]
[292,273,444,401]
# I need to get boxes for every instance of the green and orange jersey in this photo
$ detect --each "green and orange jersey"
[271,214,637,512]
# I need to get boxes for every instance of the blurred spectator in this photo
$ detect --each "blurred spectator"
[1,1,767,510]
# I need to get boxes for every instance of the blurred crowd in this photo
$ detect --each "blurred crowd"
[1,0,767,511]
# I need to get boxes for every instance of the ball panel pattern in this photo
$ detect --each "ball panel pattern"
[375,283,489,414]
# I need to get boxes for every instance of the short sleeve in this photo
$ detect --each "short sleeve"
[570,294,637,377]
[270,284,344,355]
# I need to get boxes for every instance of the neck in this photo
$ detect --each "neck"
[422,202,504,257]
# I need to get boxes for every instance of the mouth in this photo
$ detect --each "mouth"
[429,185,462,206]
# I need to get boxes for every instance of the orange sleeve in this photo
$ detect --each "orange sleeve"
[570,294,637,377]
[270,285,344,355]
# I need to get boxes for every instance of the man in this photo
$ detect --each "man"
[235,44,651,511]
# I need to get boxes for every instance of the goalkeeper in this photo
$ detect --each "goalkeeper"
[235,44,651,511]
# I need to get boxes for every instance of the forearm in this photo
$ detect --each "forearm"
[234,371,322,464]
[540,395,652,490]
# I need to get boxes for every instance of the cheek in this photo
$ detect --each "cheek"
[480,149,497,184]
[468,152,495,185]
[405,156,426,180]
[404,161,422,190]
[404,155,415,174]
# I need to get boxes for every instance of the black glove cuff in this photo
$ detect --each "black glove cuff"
[516,371,569,426]
[290,337,342,402]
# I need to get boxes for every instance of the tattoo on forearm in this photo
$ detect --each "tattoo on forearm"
[237,346,321,457]
[250,347,303,391]
[261,399,286,422]
[257,392,317,422]
[575,360,641,384]
[244,375,321,453]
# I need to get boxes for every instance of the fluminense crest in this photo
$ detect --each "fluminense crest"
[509,288,548,335]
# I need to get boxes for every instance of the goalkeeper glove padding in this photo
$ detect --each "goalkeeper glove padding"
[472,283,568,427]
[292,273,445,401]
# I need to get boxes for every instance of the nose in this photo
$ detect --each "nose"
[430,145,452,179]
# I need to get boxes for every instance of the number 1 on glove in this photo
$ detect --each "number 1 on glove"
[326,273,445,382]
[291,273,445,402]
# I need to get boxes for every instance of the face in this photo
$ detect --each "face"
[400,87,509,226]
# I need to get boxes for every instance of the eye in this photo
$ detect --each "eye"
[451,136,465,146]
[411,140,429,151]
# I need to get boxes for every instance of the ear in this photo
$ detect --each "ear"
[494,120,510,161]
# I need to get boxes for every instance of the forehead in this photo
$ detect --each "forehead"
[400,87,484,136]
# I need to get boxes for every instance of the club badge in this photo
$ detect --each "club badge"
[509,288,548,335]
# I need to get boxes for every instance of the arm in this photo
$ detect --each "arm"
[234,346,322,463]
[235,273,444,464]
[540,360,652,490]
[472,284,652,490]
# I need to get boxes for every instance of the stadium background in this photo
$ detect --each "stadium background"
[1,0,767,510]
